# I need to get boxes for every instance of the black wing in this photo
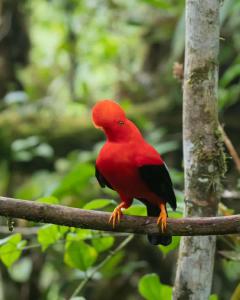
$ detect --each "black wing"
[138,198,172,246]
[95,166,114,190]
[138,164,176,210]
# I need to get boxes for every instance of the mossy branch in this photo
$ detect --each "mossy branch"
[0,197,239,236]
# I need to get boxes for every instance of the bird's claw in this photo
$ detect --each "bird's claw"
[109,207,122,228]
[157,212,167,233]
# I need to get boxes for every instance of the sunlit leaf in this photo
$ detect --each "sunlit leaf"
[209,294,218,300]
[37,196,59,204]
[0,234,26,267]
[38,224,67,251]
[125,205,146,216]
[140,0,172,9]
[83,199,116,210]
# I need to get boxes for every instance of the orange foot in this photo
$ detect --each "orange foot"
[109,204,124,228]
[157,204,167,232]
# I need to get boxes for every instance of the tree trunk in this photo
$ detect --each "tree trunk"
[173,1,226,299]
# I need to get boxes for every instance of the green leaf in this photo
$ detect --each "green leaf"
[231,283,240,300]
[101,251,125,278]
[37,196,59,204]
[83,199,116,210]
[140,0,172,9]
[209,294,218,300]
[168,211,183,218]
[138,273,172,300]
[92,236,114,253]
[53,163,94,197]
[125,205,146,216]
[74,229,93,240]
[155,141,179,154]
[0,234,26,267]
[171,11,185,59]
[219,251,240,261]
[59,226,69,235]
[37,224,67,251]
[159,236,180,256]
[64,240,97,270]
[220,64,240,87]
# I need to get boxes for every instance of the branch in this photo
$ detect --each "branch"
[222,190,240,201]
[0,197,239,236]
[70,234,134,298]
[219,125,240,173]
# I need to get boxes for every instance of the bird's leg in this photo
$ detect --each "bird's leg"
[109,196,132,228]
[157,202,167,232]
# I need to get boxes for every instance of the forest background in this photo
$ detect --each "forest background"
[0,0,239,299]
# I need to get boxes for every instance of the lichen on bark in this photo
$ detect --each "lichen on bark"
[173,0,224,299]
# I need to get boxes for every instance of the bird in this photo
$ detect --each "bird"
[92,99,176,245]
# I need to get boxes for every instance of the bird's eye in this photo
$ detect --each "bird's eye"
[118,120,124,125]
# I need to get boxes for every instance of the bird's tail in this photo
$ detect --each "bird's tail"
[140,199,172,246]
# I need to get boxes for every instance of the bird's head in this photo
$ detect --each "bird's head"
[92,99,142,142]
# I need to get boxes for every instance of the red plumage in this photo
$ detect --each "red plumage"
[92,99,176,245]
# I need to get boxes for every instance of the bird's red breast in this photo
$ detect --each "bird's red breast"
[92,99,164,203]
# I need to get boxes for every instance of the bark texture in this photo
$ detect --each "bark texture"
[0,197,239,236]
[173,1,224,299]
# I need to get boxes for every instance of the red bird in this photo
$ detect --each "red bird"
[92,100,176,245]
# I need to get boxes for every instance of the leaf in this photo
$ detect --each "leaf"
[53,163,94,197]
[0,234,26,267]
[74,229,93,240]
[37,224,67,251]
[125,205,146,216]
[155,141,179,155]
[37,196,59,204]
[92,236,114,253]
[231,283,240,300]
[138,273,172,300]
[220,64,240,87]
[168,211,183,218]
[220,0,235,24]
[83,199,116,210]
[171,11,185,59]
[209,294,218,300]
[101,251,125,278]
[34,143,54,158]
[64,240,97,270]
[159,236,180,256]
[219,251,240,261]
[222,260,240,281]
[140,0,172,9]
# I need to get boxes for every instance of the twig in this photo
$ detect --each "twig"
[70,234,134,299]
[0,196,239,236]
[0,226,39,236]
[219,125,240,173]
[221,190,240,201]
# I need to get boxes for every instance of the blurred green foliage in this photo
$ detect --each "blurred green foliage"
[0,0,239,299]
